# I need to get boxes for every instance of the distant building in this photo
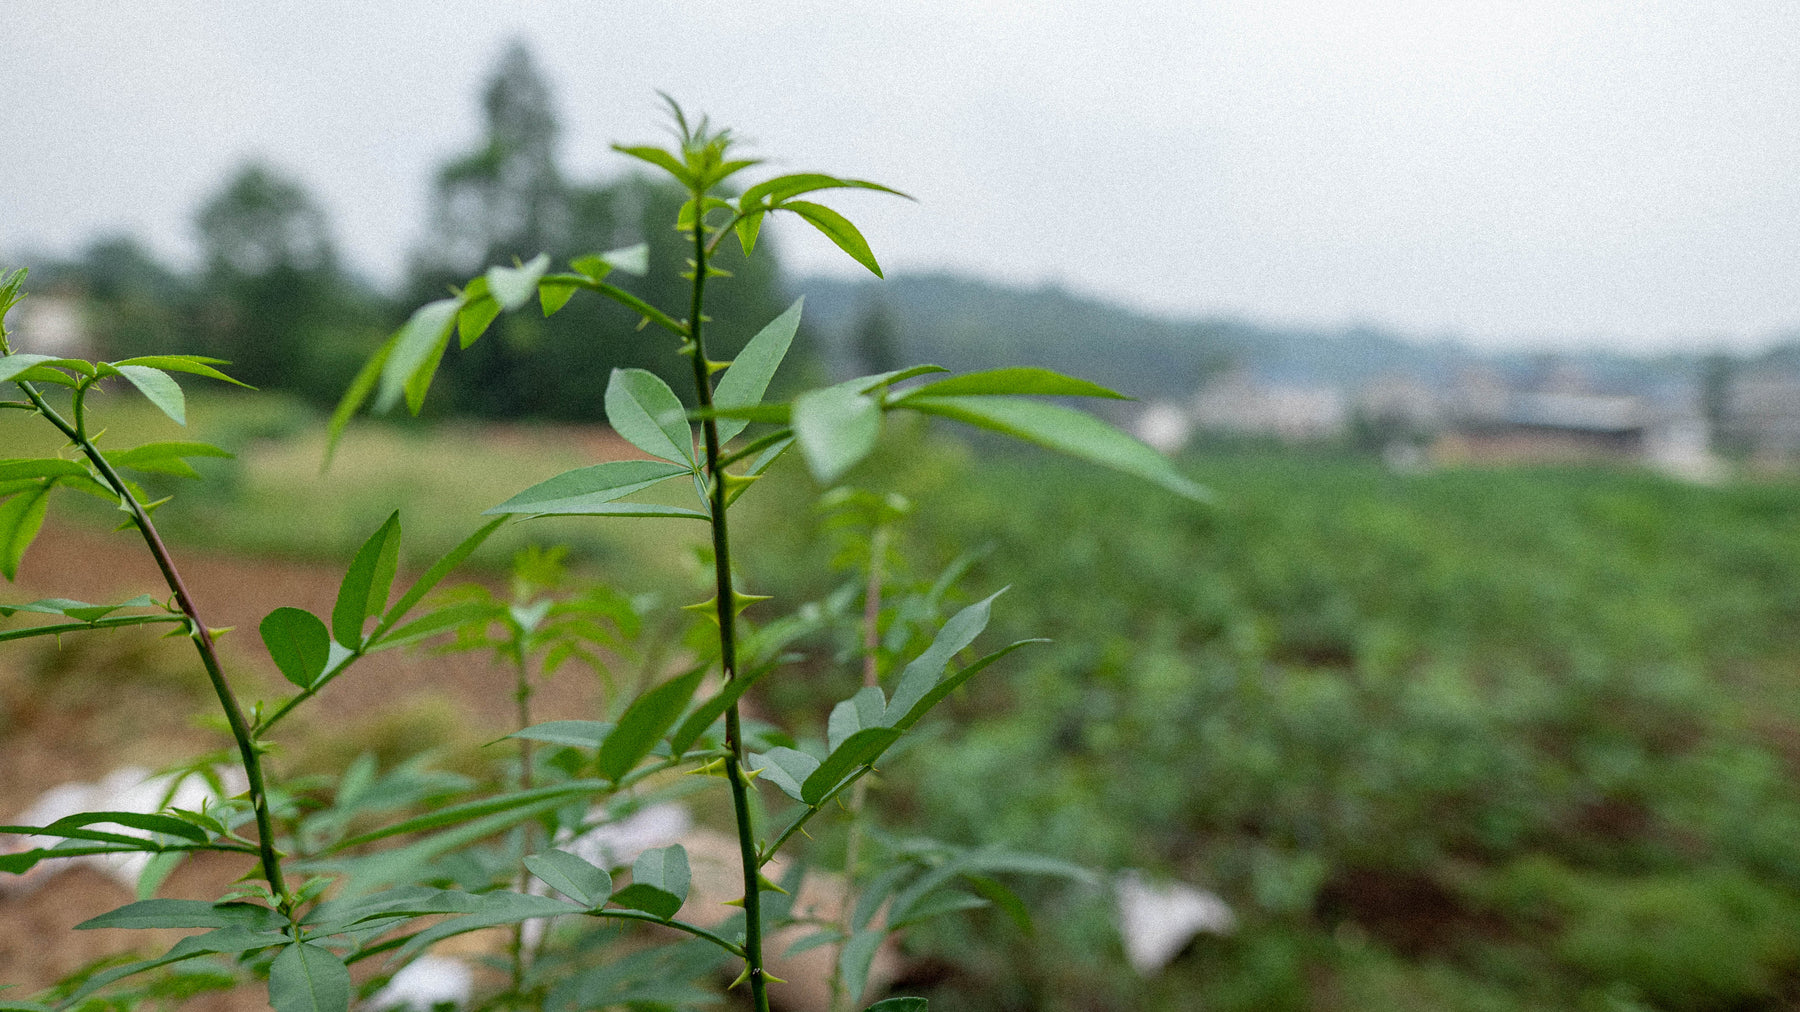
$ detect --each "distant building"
[1723,367,1800,464]
[1189,369,1348,442]
[1434,366,1717,479]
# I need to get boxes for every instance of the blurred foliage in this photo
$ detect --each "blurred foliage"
[736,436,1800,1010]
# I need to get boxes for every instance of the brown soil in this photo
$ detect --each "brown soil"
[0,522,613,994]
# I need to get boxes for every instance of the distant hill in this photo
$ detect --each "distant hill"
[792,272,1704,402]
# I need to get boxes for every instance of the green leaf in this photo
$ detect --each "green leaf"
[268,942,351,1012]
[890,639,1045,732]
[896,367,1126,401]
[391,892,580,962]
[508,720,612,750]
[379,515,506,629]
[517,502,710,521]
[741,173,909,209]
[0,354,56,384]
[77,899,242,930]
[0,458,90,482]
[331,511,401,647]
[0,484,51,581]
[111,356,251,389]
[668,661,779,756]
[676,196,733,232]
[326,333,394,464]
[782,200,883,277]
[900,396,1210,501]
[113,365,186,425]
[828,686,888,752]
[46,810,209,843]
[714,298,805,444]
[539,279,580,316]
[525,848,614,907]
[0,595,156,621]
[376,298,458,415]
[329,780,610,851]
[734,210,766,255]
[260,607,332,689]
[613,144,692,183]
[887,591,1003,720]
[109,441,233,479]
[888,889,988,928]
[458,294,501,348]
[802,727,900,804]
[605,369,695,466]
[752,747,820,803]
[597,667,706,782]
[370,599,500,651]
[838,928,884,1005]
[61,926,286,1004]
[866,999,928,1012]
[609,844,689,919]
[792,385,879,484]
[487,460,688,516]
[486,253,552,311]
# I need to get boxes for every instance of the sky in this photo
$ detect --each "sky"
[5,1,1798,352]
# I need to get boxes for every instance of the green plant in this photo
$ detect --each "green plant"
[0,100,1200,1012]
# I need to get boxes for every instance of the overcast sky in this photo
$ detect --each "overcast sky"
[6,1,1798,351]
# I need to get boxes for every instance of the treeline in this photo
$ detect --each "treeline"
[29,43,796,420]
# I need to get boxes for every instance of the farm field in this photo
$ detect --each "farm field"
[4,399,1800,1010]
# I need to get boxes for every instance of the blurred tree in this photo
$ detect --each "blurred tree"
[850,296,903,377]
[66,235,191,360]
[192,163,368,393]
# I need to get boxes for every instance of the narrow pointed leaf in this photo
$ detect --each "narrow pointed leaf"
[488,460,688,515]
[507,720,613,750]
[0,485,50,581]
[331,511,402,647]
[109,441,233,479]
[597,667,706,781]
[887,590,1004,719]
[892,639,1046,731]
[715,298,804,443]
[669,661,779,756]
[900,396,1210,501]
[458,295,501,348]
[782,200,882,277]
[896,367,1126,400]
[839,929,885,1004]
[802,727,901,804]
[525,848,614,907]
[540,279,580,316]
[375,299,458,414]
[792,385,879,484]
[380,515,506,628]
[326,333,394,463]
[613,145,691,183]
[735,210,766,255]
[0,459,89,482]
[260,607,332,689]
[605,368,694,466]
[113,365,185,425]
[111,356,251,388]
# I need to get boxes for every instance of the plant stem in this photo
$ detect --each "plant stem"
[509,638,537,1000]
[15,380,294,913]
[687,204,771,1012]
[830,522,887,1012]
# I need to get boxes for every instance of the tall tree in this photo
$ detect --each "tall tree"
[424,40,567,273]
[193,163,345,389]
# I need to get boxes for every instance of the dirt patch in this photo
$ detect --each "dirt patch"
[0,522,616,994]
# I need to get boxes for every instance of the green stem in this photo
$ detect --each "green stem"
[510,639,537,999]
[686,198,772,1012]
[14,379,294,912]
